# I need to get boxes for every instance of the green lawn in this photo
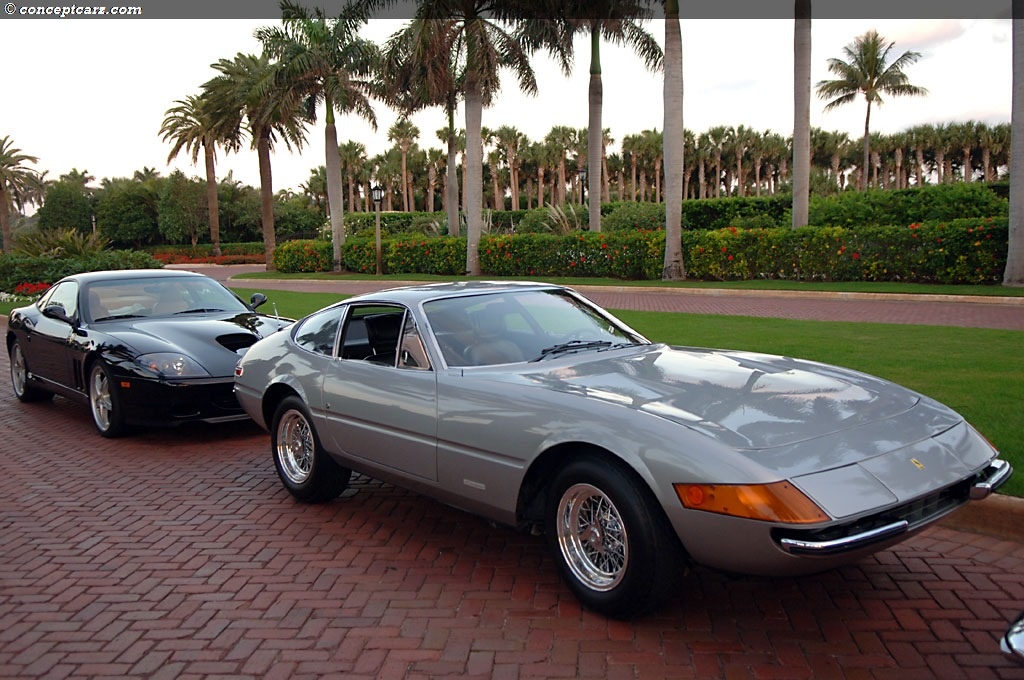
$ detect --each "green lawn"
[232,286,1022,497]
[232,271,1024,298]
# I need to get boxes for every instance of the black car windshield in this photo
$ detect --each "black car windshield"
[424,289,647,366]
[85,277,250,322]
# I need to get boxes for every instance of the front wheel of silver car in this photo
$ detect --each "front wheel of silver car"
[271,396,351,503]
[546,457,685,619]
[89,361,126,438]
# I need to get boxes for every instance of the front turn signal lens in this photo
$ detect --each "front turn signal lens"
[674,481,829,524]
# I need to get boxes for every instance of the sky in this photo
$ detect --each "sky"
[0,17,1013,199]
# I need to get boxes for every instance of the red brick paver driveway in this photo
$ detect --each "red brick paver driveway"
[2,289,1023,678]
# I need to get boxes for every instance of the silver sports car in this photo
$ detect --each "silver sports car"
[233,281,1012,618]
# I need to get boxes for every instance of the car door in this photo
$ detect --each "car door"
[21,281,81,391]
[320,304,439,481]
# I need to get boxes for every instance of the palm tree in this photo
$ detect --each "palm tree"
[545,125,576,205]
[385,19,466,236]
[338,140,367,215]
[662,0,685,280]
[301,165,329,213]
[816,29,927,190]
[388,118,421,211]
[257,0,378,269]
[493,125,526,210]
[525,2,660,231]
[792,0,811,228]
[161,94,242,257]
[704,125,730,198]
[1006,14,1024,286]
[203,52,308,269]
[381,2,537,273]
[0,136,46,252]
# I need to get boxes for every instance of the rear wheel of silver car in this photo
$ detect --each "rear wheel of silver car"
[271,396,351,503]
[89,361,126,438]
[546,457,683,619]
[10,340,53,403]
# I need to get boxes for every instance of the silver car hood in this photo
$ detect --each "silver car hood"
[512,344,967,471]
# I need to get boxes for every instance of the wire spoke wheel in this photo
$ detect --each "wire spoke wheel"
[557,482,629,592]
[275,409,315,485]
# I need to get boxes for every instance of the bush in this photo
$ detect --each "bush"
[0,250,162,292]
[808,183,1007,228]
[341,236,467,275]
[272,239,333,272]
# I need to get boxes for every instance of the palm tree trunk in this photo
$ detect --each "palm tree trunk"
[257,130,276,270]
[325,115,345,271]
[588,25,603,232]
[0,187,11,253]
[464,66,484,276]
[203,143,222,257]
[861,102,872,190]
[662,1,685,280]
[792,0,811,228]
[1006,12,1024,285]
[445,101,459,237]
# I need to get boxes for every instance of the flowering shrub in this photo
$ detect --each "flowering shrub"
[266,219,1007,284]
[14,281,50,295]
[272,240,333,272]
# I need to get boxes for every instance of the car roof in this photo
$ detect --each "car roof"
[345,280,566,306]
[60,269,212,285]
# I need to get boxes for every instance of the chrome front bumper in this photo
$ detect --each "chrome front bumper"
[776,458,1013,556]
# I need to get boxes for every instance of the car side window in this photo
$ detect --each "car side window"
[398,318,431,371]
[339,305,406,365]
[294,307,344,356]
[37,282,79,322]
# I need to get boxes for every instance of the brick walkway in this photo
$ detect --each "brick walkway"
[2,270,1023,679]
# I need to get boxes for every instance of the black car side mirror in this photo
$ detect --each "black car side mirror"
[250,293,268,309]
[42,304,76,327]
[1003,611,1024,663]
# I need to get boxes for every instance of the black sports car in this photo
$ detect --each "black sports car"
[6,269,291,437]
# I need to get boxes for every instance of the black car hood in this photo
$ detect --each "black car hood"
[98,313,291,377]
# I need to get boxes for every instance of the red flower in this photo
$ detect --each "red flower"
[852,252,861,260]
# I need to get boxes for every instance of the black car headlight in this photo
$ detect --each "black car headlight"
[135,353,210,378]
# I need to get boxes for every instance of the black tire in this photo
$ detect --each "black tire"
[271,396,351,503]
[88,361,126,438]
[9,339,53,403]
[545,456,684,618]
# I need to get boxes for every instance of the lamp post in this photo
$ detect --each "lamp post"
[577,166,588,206]
[371,184,384,275]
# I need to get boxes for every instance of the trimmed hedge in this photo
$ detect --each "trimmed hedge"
[0,250,163,292]
[273,218,1007,285]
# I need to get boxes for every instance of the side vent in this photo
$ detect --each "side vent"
[217,333,258,353]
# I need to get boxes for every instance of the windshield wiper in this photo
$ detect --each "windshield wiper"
[534,340,612,361]
[174,308,227,314]
[92,314,144,322]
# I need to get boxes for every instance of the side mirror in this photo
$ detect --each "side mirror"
[42,304,76,327]
[250,293,268,309]
[1002,611,1024,663]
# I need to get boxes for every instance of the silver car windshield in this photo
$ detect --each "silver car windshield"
[423,289,646,367]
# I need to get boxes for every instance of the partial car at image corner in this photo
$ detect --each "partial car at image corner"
[7,268,292,437]
[232,280,1013,618]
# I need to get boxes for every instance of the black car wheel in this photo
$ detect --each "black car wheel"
[271,396,351,503]
[546,456,684,619]
[88,361,126,438]
[9,340,53,402]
